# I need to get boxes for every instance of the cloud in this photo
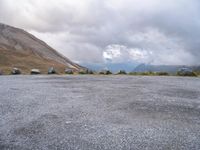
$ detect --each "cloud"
[0,0,200,69]
[103,44,152,64]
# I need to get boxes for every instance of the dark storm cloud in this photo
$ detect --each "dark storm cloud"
[0,0,200,65]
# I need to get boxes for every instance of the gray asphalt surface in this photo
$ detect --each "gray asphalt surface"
[0,75,200,150]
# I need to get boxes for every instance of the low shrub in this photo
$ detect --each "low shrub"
[78,69,94,74]
[86,69,94,74]
[155,72,169,76]
[78,71,87,74]
[117,70,127,75]
[129,71,169,76]
[177,71,197,77]
[99,70,112,75]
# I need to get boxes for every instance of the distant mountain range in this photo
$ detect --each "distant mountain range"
[0,23,85,74]
[133,64,200,73]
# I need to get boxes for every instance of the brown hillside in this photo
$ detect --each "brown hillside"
[0,23,86,74]
[0,49,67,74]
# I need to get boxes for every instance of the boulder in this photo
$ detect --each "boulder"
[31,69,41,75]
[65,69,74,74]
[11,68,21,75]
[0,70,3,75]
[48,67,56,74]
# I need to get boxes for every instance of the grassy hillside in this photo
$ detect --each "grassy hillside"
[0,49,68,74]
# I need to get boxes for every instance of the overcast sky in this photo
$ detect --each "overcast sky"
[0,0,200,70]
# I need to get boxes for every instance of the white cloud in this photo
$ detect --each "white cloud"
[103,44,153,64]
[0,0,200,68]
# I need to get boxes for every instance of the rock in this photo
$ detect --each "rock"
[31,69,41,75]
[11,68,21,75]
[48,67,56,74]
[65,69,74,74]
[0,70,3,75]
[177,68,197,77]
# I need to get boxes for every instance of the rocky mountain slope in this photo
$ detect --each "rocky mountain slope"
[0,23,85,74]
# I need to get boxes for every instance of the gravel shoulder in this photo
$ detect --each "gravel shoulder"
[0,75,200,150]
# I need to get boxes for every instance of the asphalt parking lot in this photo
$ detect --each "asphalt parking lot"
[0,75,200,150]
